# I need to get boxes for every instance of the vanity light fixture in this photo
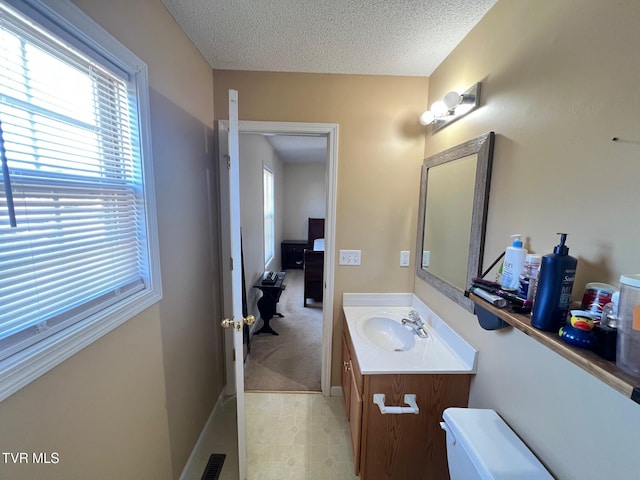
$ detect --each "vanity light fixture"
[419,82,481,132]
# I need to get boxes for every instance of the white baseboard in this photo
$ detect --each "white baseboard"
[178,390,226,480]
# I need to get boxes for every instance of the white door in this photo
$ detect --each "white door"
[219,89,249,480]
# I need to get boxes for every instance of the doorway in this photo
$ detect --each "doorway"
[220,121,338,397]
[242,133,326,391]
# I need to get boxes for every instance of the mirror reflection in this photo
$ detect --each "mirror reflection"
[416,132,495,312]
[422,154,477,290]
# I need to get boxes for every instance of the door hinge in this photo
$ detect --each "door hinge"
[230,257,233,270]
[232,348,236,362]
[224,154,230,169]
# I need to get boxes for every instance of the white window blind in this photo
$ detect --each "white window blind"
[0,0,160,394]
[263,166,274,265]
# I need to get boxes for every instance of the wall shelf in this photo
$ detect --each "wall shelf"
[469,293,640,404]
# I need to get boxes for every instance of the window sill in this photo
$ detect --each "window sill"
[0,289,161,402]
[469,293,640,404]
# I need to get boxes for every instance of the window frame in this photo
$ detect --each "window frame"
[263,165,274,267]
[0,0,162,401]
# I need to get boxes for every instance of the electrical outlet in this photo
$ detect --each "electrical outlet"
[400,250,410,267]
[339,249,361,265]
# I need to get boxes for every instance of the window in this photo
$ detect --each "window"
[263,166,274,266]
[0,0,161,400]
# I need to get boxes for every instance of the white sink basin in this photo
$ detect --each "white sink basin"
[360,316,416,352]
[343,294,478,374]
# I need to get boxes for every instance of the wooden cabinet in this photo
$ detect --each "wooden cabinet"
[303,250,323,306]
[342,330,363,474]
[348,364,362,472]
[341,334,352,415]
[281,240,306,269]
[341,323,472,480]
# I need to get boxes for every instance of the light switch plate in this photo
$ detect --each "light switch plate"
[339,249,361,265]
[422,251,430,268]
[400,251,410,267]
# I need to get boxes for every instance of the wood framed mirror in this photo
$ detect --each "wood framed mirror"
[415,132,495,312]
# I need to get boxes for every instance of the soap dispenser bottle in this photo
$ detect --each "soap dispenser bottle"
[501,234,527,291]
[531,233,578,332]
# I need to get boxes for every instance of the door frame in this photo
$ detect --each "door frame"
[220,120,338,396]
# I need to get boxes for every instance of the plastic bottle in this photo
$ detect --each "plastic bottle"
[593,291,619,361]
[518,254,542,302]
[531,233,578,332]
[501,234,527,291]
[601,291,620,329]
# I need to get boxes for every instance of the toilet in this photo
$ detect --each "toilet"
[440,408,554,479]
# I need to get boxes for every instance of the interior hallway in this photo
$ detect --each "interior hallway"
[184,392,358,480]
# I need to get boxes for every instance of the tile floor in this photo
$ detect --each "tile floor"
[185,392,358,480]
[246,392,358,480]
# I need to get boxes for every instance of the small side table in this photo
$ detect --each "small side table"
[253,271,286,335]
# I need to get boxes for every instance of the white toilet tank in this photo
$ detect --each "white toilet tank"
[441,408,554,480]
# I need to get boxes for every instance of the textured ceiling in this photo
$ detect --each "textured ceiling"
[161,0,497,76]
[163,1,497,161]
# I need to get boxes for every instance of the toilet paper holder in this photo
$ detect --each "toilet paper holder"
[373,393,419,414]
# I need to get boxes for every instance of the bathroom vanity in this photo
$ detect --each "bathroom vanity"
[342,294,477,479]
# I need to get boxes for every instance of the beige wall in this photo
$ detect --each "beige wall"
[416,1,640,478]
[283,162,327,241]
[0,307,171,479]
[0,1,223,479]
[214,71,428,385]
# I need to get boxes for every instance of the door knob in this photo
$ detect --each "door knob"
[221,315,256,331]
[220,318,237,330]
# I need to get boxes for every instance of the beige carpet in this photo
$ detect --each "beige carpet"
[244,269,322,391]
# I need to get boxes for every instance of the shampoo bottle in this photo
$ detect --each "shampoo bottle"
[531,233,578,332]
[501,234,527,291]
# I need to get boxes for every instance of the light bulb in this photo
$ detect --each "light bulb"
[443,91,461,109]
[430,100,448,117]
[419,110,435,125]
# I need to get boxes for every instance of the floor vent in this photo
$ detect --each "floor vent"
[201,453,226,480]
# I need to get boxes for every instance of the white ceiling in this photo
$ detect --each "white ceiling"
[264,135,328,164]
[162,0,497,162]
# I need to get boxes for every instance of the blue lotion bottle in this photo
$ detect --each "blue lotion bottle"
[531,233,578,332]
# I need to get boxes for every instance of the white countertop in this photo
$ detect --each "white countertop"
[343,293,477,375]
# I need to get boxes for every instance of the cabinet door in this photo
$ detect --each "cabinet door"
[361,374,471,480]
[348,364,362,476]
[341,334,351,420]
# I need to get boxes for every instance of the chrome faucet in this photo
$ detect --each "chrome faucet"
[401,310,429,338]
